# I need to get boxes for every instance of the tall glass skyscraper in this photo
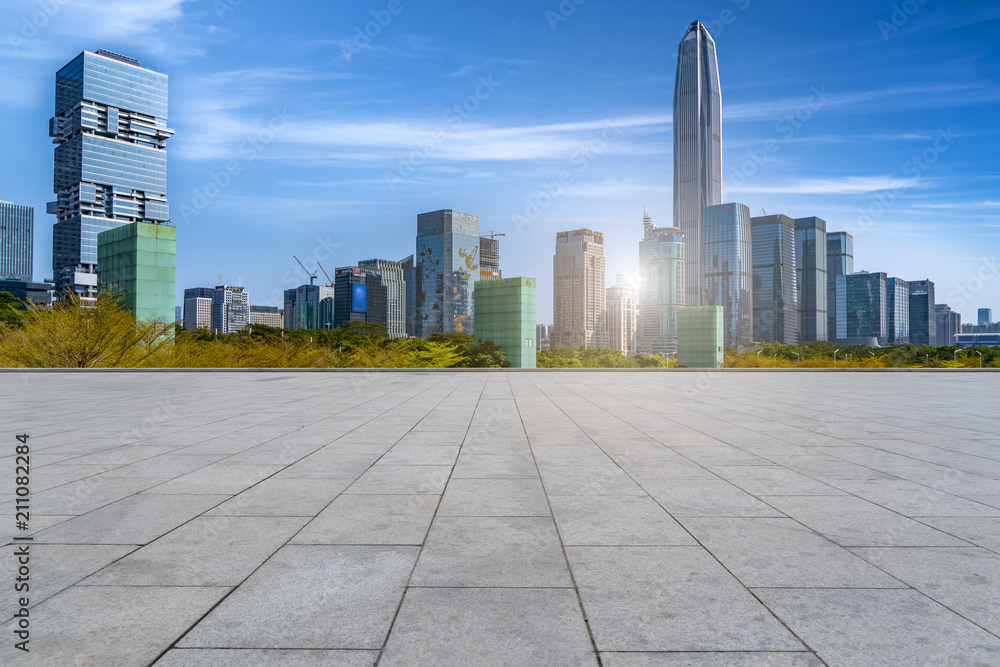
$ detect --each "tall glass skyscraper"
[414,209,480,337]
[980,308,993,325]
[0,201,33,282]
[751,214,799,345]
[794,217,828,341]
[637,212,685,355]
[837,272,887,344]
[907,279,936,346]
[826,232,854,341]
[702,203,752,348]
[886,277,910,345]
[673,20,722,306]
[359,259,406,338]
[49,50,173,301]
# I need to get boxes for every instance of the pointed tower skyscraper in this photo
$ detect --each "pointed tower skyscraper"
[673,21,722,306]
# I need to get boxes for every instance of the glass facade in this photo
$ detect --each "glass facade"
[979,308,993,325]
[50,50,173,300]
[826,232,854,341]
[211,285,249,334]
[400,254,415,337]
[0,201,33,282]
[474,277,537,368]
[935,304,961,346]
[284,284,333,330]
[637,213,684,355]
[334,266,389,332]
[359,259,406,338]
[837,272,887,344]
[886,277,910,345]
[674,21,723,306]
[794,217,828,341]
[96,222,175,323]
[414,210,480,337]
[751,215,799,344]
[907,279,936,346]
[702,203,752,348]
[677,306,724,368]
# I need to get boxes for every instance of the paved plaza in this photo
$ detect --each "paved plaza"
[2,370,999,666]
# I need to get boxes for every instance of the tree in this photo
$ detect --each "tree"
[0,291,174,368]
[0,292,25,329]
[409,341,464,368]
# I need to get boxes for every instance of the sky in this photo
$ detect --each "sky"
[1,0,998,323]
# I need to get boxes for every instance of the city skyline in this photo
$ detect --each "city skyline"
[0,1,998,322]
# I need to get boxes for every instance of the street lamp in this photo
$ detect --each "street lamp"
[834,349,840,362]
[954,349,960,362]
[977,350,983,368]
[793,352,800,363]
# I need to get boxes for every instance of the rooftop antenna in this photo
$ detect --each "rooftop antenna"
[762,208,767,216]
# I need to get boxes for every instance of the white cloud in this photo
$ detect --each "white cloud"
[730,176,925,195]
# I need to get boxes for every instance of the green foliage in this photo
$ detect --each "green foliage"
[0,292,25,329]
[537,345,671,368]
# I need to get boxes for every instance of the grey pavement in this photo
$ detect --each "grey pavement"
[1,370,999,666]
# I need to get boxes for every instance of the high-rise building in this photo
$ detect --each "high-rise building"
[637,213,685,355]
[751,214,799,344]
[607,283,637,357]
[702,203,752,348]
[175,305,182,322]
[826,232,854,341]
[49,50,173,301]
[400,254,415,337]
[333,266,389,333]
[886,277,910,345]
[212,285,249,334]
[249,305,283,328]
[677,306,724,368]
[553,228,609,349]
[96,222,175,323]
[359,258,406,338]
[284,284,333,330]
[0,280,51,307]
[794,217,828,342]
[414,209,479,337]
[837,272,887,345]
[979,308,993,325]
[474,277,537,369]
[479,236,501,281]
[674,20,723,306]
[536,324,552,350]
[0,201,33,282]
[183,288,214,332]
[907,279,936,346]
[935,304,961,346]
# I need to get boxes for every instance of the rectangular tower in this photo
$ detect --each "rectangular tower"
[359,258,406,338]
[0,201,33,282]
[886,277,910,345]
[607,283,637,357]
[751,214,799,344]
[794,217,828,341]
[979,308,993,325]
[479,236,501,281]
[935,304,961,346]
[474,277,537,369]
[212,285,249,334]
[49,50,173,301]
[837,272,887,345]
[414,210,480,337]
[907,279,936,346]
[826,232,854,341]
[637,213,685,355]
[703,203,752,348]
[677,306,724,368]
[96,222,175,323]
[553,229,609,349]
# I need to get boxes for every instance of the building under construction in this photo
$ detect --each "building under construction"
[479,235,501,281]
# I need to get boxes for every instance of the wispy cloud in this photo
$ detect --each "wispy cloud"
[730,175,925,195]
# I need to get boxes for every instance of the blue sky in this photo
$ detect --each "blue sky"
[2,0,998,322]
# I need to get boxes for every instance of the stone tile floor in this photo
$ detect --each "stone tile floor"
[0,371,998,666]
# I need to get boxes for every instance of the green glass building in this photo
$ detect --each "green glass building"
[473,277,537,369]
[677,306,724,368]
[97,222,176,322]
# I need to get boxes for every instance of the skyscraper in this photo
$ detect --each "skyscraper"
[359,259,407,338]
[886,277,910,345]
[907,279,936,346]
[212,285,249,334]
[414,209,480,337]
[553,229,609,349]
[979,308,993,325]
[674,20,723,306]
[183,287,214,332]
[0,201,33,282]
[751,214,799,344]
[637,213,685,355]
[837,272,887,345]
[49,50,173,301]
[284,284,333,330]
[607,282,637,357]
[794,217,828,341]
[703,203,753,348]
[826,232,854,341]
[935,304,961,346]
[248,305,283,328]
[479,236,501,281]
[400,254,415,337]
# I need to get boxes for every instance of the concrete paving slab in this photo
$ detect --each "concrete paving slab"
[437,477,550,516]
[292,494,439,545]
[539,464,647,496]
[206,478,350,517]
[600,652,823,666]
[154,648,379,666]
[643,478,784,517]
[145,464,284,495]
[917,516,1000,553]
[550,495,697,546]
[344,465,452,495]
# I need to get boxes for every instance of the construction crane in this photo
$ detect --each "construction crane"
[293,256,318,286]
[484,231,506,239]
[316,261,335,288]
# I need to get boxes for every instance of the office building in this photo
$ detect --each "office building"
[826,232,854,341]
[0,280,51,307]
[637,213,685,355]
[673,20,723,306]
[979,308,993,326]
[474,277,537,369]
[175,305,182,322]
[49,50,173,301]
[751,214,799,344]
[935,304,961,346]
[907,279,936,346]
[702,203,752,348]
[479,236,501,281]
[183,287,214,332]
[96,222,175,323]
[400,254,415,337]
[536,324,552,350]
[212,285,249,334]
[886,277,909,345]
[0,201,33,282]
[956,333,1000,348]
[607,282,637,357]
[284,284,332,330]
[359,258,406,338]
[794,217,827,341]
[333,266,387,332]
[553,228,609,349]
[249,305,283,328]
[414,209,480,337]
[836,272,887,345]
[677,306,724,368]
